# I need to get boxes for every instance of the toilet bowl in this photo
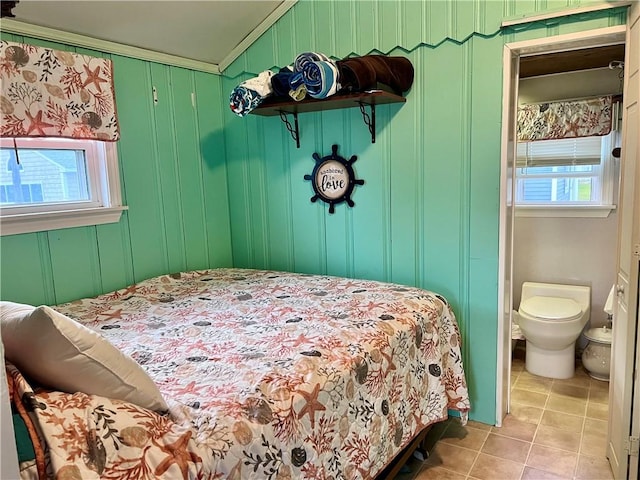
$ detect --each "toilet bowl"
[582,326,612,381]
[517,282,590,379]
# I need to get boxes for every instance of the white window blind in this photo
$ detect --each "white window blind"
[516,136,603,168]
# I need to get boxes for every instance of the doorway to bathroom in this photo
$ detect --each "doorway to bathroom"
[498,16,640,479]
[512,46,623,370]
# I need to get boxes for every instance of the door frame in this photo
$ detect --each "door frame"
[497,25,627,425]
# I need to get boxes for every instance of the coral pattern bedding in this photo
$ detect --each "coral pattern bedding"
[13,268,470,479]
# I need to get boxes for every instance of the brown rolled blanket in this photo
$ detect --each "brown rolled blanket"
[336,55,414,94]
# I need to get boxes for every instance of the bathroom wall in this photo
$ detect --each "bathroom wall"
[513,215,618,327]
[514,68,621,329]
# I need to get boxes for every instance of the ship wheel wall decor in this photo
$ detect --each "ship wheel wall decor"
[304,144,364,214]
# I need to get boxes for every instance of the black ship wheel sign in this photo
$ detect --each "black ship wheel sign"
[304,144,364,214]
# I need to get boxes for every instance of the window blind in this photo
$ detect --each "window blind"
[516,136,603,168]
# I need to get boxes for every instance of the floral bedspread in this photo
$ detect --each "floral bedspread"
[8,363,206,480]
[40,268,469,479]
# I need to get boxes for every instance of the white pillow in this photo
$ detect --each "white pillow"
[0,301,167,412]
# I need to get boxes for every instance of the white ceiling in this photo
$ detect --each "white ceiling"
[7,1,289,69]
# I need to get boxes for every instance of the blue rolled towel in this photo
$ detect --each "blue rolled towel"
[271,66,294,97]
[303,60,340,99]
[294,52,330,73]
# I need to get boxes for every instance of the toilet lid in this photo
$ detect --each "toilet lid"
[520,296,582,321]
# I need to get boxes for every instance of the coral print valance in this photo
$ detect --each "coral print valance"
[518,96,612,142]
[0,41,119,141]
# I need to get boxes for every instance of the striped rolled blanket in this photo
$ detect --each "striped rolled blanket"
[301,60,340,99]
[294,52,331,73]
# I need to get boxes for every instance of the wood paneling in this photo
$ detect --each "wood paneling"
[0,33,233,306]
[221,0,627,425]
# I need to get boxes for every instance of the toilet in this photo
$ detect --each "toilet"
[517,282,591,379]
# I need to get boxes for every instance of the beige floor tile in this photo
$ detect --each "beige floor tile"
[540,410,584,433]
[580,430,608,457]
[589,377,610,391]
[575,454,614,480]
[510,404,544,425]
[468,453,524,480]
[534,424,581,453]
[439,423,489,451]
[466,420,493,431]
[515,375,553,395]
[583,418,607,436]
[588,386,609,405]
[488,359,612,480]
[492,415,538,442]
[550,382,589,400]
[519,371,553,383]
[521,466,572,480]
[585,401,608,421]
[481,433,531,463]
[558,371,591,389]
[511,388,548,409]
[414,465,466,480]
[546,394,587,416]
[526,444,578,478]
[512,357,525,373]
[423,442,477,475]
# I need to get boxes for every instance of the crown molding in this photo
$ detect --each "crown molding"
[218,0,298,73]
[502,1,632,27]
[0,18,221,74]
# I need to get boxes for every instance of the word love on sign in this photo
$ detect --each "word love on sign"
[304,144,364,214]
[317,161,348,197]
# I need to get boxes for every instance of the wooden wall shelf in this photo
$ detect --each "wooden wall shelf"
[251,90,406,148]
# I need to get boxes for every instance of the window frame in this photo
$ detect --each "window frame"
[0,137,127,236]
[514,132,618,218]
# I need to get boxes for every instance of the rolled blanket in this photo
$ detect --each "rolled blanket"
[337,55,414,94]
[294,52,330,74]
[302,60,340,99]
[271,66,294,97]
[241,70,275,97]
[229,86,264,117]
[229,70,275,117]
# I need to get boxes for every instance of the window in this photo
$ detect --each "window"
[0,137,126,235]
[515,133,617,217]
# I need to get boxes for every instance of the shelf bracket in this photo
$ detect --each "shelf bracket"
[278,111,300,148]
[358,103,376,144]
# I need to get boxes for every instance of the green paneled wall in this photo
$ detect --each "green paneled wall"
[0,0,627,428]
[221,1,626,424]
[0,33,233,306]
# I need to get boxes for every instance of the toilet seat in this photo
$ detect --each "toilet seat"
[520,296,582,321]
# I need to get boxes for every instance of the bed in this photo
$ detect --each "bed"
[2,268,470,479]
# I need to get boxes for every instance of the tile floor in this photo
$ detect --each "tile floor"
[395,345,613,480]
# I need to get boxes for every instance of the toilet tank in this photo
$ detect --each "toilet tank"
[521,282,591,313]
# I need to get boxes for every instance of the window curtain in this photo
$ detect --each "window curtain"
[0,41,119,141]
[517,96,612,142]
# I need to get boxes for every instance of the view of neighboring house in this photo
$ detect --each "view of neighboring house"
[0,148,87,205]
